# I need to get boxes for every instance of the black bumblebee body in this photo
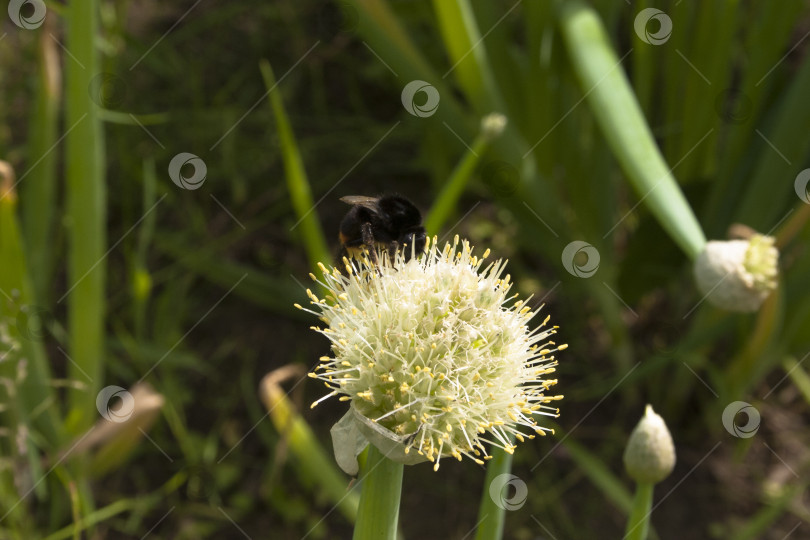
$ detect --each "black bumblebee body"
[338,194,427,262]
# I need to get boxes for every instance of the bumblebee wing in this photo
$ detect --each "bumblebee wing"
[340,195,382,213]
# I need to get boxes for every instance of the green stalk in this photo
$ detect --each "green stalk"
[658,3,691,165]
[473,448,513,540]
[703,1,805,234]
[783,356,810,406]
[259,59,331,270]
[524,0,555,175]
[261,370,359,522]
[0,164,60,501]
[42,498,138,540]
[726,284,783,400]
[431,0,504,114]
[561,437,632,513]
[676,0,738,182]
[344,0,475,141]
[556,1,706,260]
[22,18,61,305]
[155,235,306,318]
[630,0,653,117]
[735,49,810,231]
[424,124,502,235]
[65,0,105,431]
[353,445,403,540]
[624,482,654,540]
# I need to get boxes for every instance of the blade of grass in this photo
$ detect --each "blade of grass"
[782,356,810,405]
[470,0,525,121]
[659,2,693,164]
[0,163,61,503]
[42,477,178,540]
[523,0,556,175]
[155,234,307,319]
[65,0,106,432]
[630,0,653,117]
[703,1,805,234]
[431,0,504,115]
[676,0,739,182]
[556,0,707,260]
[344,0,474,138]
[735,49,810,231]
[22,18,61,306]
[725,283,784,399]
[561,437,633,513]
[0,164,61,441]
[260,59,331,271]
[260,367,360,523]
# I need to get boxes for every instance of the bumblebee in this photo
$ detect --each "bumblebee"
[338,194,427,263]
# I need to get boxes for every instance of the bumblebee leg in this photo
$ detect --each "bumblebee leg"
[360,222,380,267]
[388,240,399,264]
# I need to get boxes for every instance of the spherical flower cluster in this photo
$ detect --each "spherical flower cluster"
[694,233,778,312]
[298,236,565,470]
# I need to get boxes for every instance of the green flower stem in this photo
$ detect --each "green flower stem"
[353,445,403,540]
[65,0,105,431]
[556,1,706,260]
[22,20,61,306]
[474,448,513,540]
[624,481,654,540]
[424,133,490,236]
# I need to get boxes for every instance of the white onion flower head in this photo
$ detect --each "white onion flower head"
[694,234,778,312]
[299,236,565,471]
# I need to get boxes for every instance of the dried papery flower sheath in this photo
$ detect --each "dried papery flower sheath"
[298,236,565,471]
